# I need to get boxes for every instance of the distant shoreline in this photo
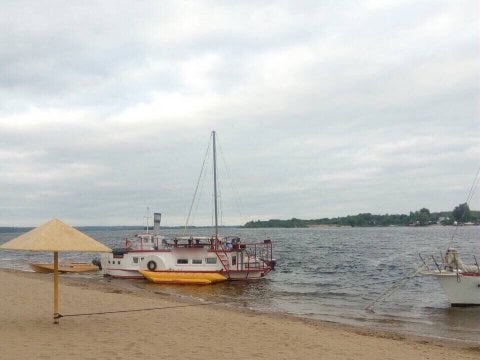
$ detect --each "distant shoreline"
[244,208,479,228]
[245,222,479,229]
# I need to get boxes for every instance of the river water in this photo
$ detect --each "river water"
[1,225,479,344]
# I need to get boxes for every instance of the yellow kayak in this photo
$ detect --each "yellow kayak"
[139,270,227,285]
[30,262,99,274]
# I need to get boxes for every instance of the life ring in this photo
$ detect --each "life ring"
[147,261,157,271]
[125,240,132,248]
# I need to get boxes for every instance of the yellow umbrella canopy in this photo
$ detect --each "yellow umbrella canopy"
[0,218,111,324]
[0,218,111,252]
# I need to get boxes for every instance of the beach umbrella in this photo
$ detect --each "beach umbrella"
[0,218,111,324]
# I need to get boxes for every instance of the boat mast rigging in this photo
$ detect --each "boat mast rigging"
[213,131,219,240]
[446,163,480,250]
[183,131,220,239]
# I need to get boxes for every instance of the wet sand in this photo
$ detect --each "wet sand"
[0,269,478,360]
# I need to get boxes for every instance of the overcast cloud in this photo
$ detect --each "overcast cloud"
[0,0,479,226]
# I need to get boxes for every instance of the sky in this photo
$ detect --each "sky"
[0,0,479,227]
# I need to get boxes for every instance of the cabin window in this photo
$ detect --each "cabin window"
[192,259,202,265]
[118,261,121,265]
[177,259,189,264]
[206,257,217,264]
[141,257,144,261]
[232,256,237,266]
[133,257,139,264]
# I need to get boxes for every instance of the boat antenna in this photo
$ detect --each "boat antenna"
[213,131,219,240]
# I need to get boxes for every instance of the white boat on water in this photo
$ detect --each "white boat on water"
[99,131,275,283]
[422,248,480,306]
[100,229,274,283]
[420,169,480,306]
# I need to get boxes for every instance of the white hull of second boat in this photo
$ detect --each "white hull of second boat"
[103,267,144,279]
[100,232,168,279]
[431,271,480,306]
[101,251,151,279]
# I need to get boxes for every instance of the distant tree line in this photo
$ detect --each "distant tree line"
[244,203,479,228]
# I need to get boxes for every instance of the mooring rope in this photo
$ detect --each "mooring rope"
[289,276,426,294]
[364,265,426,312]
[59,300,228,318]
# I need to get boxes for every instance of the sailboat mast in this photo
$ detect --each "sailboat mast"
[212,131,219,240]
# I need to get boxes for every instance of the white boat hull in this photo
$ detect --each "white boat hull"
[431,272,480,306]
[101,248,272,281]
[104,268,144,279]
[100,251,149,279]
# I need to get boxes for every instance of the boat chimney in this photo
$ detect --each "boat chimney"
[153,213,162,232]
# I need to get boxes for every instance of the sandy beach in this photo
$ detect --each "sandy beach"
[0,269,478,360]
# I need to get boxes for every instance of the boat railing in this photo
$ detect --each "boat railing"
[154,236,215,250]
[226,240,273,271]
[419,252,480,275]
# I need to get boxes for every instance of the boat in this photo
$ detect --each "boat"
[101,131,275,284]
[99,213,166,279]
[101,230,274,282]
[421,248,480,306]
[140,131,275,284]
[30,262,99,273]
[420,167,480,306]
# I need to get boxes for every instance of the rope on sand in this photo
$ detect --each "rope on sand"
[59,301,229,318]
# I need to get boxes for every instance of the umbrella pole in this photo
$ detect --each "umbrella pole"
[53,251,59,324]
